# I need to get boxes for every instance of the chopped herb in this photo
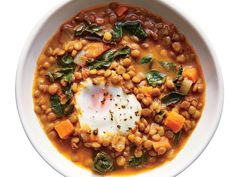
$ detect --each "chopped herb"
[88,46,131,69]
[146,70,166,87]
[129,144,147,167]
[93,152,114,174]
[74,23,104,40]
[173,65,183,83]
[173,130,182,146]
[161,92,185,106]
[111,21,147,42]
[140,56,153,64]
[50,95,74,117]
[159,61,176,71]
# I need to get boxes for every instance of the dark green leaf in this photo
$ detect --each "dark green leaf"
[46,67,74,83]
[161,92,185,106]
[93,152,114,174]
[159,61,176,71]
[50,95,65,117]
[174,65,183,82]
[146,70,166,87]
[74,23,104,39]
[88,46,131,69]
[64,72,73,83]
[140,56,153,64]
[50,95,74,117]
[122,21,147,40]
[128,144,147,167]
[57,53,75,68]
[111,22,123,42]
[63,86,73,101]
[173,130,182,146]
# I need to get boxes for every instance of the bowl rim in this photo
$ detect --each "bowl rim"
[15,0,224,177]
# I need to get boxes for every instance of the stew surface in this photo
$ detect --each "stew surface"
[33,2,205,175]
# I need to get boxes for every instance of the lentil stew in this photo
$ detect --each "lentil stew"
[33,2,205,175]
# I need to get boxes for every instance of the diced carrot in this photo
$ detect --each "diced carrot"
[115,6,128,17]
[183,67,198,83]
[84,42,110,59]
[153,137,171,152]
[54,120,74,139]
[164,111,185,133]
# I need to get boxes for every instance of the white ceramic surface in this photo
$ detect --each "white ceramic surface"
[15,0,224,177]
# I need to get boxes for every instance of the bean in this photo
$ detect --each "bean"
[47,112,57,122]
[158,126,165,136]
[74,41,83,50]
[122,58,132,67]
[144,140,153,149]
[45,123,54,133]
[122,73,131,80]
[116,65,126,75]
[132,76,141,84]
[151,88,161,97]
[180,101,190,110]
[38,84,48,93]
[134,136,143,146]
[131,49,141,58]
[103,32,112,41]
[34,106,42,114]
[188,106,196,115]
[104,70,112,77]
[128,134,135,142]
[152,134,161,141]
[172,42,182,52]
[116,156,126,166]
[48,83,59,95]
[193,110,201,119]
[141,108,152,117]
[134,148,143,158]
[142,97,152,106]
[89,69,97,75]
[34,90,40,98]
[149,150,157,157]
[176,54,186,63]
[48,130,57,139]
[48,56,56,64]
[71,83,78,92]
[157,147,167,155]
[111,75,122,85]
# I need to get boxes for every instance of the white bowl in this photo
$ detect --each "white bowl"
[15,0,224,177]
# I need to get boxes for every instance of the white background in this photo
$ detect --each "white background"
[0,0,234,176]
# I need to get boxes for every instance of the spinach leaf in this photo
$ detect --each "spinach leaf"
[57,53,75,67]
[63,86,73,101]
[146,70,166,87]
[74,23,104,39]
[159,61,176,71]
[50,95,74,117]
[128,144,147,167]
[46,67,74,83]
[111,22,123,42]
[88,46,131,69]
[122,21,147,40]
[174,65,183,82]
[93,152,114,174]
[63,72,73,83]
[173,130,182,146]
[140,56,153,64]
[111,21,147,42]
[161,92,185,106]
[50,95,65,117]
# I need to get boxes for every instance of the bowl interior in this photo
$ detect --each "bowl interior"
[16,0,223,177]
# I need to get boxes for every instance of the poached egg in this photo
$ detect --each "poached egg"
[75,79,141,136]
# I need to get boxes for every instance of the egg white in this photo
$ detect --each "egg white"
[75,79,141,136]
